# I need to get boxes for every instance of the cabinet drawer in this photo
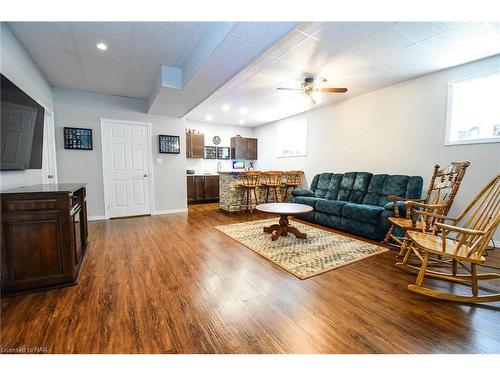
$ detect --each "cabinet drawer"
[3,199,58,212]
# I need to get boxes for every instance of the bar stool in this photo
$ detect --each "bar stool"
[238,171,261,215]
[260,171,283,203]
[282,171,303,202]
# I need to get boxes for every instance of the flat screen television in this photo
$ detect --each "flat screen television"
[1,73,45,170]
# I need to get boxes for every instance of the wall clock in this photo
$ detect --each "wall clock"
[212,136,221,145]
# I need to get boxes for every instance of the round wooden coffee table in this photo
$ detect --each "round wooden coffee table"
[256,203,313,241]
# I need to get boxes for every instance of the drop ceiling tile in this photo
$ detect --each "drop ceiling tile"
[296,22,327,36]
[314,22,391,50]
[490,22,500,37]
[72,28,131,62]
[281,37,341,73]
[230,22,298,47]
[131,22,193,53]
[346,26,416,61]
[79,52,128,94]
[8,22,75,51]
[21,42,80,71]
[264,30,309,60]
[176,31,203,66]
[71,22,133,40]
[371,43,434,70]
[393,22,464,42]
[420,23,500,64]
[130,43,179,67]
[207,35,267,72]
[124,63,157,98]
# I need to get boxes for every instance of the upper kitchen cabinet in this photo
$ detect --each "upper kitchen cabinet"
[186,132,204,158]
[230,136,258,160]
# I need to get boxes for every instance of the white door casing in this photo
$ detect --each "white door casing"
[42,110,58,183]
[101,119,153,219]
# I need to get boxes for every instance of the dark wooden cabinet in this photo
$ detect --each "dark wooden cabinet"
[230,136,258,160]
[187,175,219,203]
[186,132,204,158]
[1,184,88,296]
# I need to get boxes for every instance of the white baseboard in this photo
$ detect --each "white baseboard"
[152,208,188,216]
[88,215,106,221]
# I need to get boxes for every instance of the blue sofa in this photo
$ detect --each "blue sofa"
[291,172,423,241]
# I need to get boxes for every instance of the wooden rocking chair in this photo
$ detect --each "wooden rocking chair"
[402,174,500,303]
[384,161,470,257]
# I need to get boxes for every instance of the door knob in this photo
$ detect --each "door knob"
[143,174,148,177]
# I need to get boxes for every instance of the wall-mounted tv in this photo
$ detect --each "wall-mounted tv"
[1,73,45,170]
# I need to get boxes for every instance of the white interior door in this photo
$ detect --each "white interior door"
[102,120,152,218]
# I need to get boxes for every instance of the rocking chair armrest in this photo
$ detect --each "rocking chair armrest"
[387,195,425,202]
[435,222,486,236]
[405,201,448,211]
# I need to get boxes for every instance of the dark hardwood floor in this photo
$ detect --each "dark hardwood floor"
[1,203,499,354]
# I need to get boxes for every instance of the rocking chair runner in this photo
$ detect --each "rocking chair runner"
[401,174,500,303]
[384,161,470,253]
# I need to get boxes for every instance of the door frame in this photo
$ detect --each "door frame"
[42,109,58,184]
[100,118,155,220]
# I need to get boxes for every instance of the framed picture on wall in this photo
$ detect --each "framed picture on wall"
[217,146,230,159]
[204,146,217,159]
[159,135,180,154]
[64,127,93,150]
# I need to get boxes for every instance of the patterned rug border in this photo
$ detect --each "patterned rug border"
[214,218,388,280]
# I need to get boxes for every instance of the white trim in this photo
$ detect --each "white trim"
[444,69,500,146]
[99,118,154,220]
[88,215,106,221]
[152,208,188,215]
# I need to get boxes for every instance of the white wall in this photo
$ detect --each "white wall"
[185,121,254,174]
[254,55,500,226]
[53,88,187,218]
[0,22,54,190]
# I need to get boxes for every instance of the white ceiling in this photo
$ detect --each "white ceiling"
[185,22,500,126]
[8,22,211,98]
[7,22,500,127]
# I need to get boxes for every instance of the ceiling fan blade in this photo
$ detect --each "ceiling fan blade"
[320,87,348,93]
[276,87,302,91]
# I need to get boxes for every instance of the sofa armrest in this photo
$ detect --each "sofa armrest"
[383,201,406,214]
[291,188,315,197]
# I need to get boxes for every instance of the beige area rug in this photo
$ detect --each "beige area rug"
[214,218,388,279]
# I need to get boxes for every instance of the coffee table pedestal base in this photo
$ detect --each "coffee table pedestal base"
[263,215,307,241]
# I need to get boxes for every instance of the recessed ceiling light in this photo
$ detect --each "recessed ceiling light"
[205,115,213,121]
[221,104,230,111]
[239,119,245,125]
[96,42,107,51]
[239,107,247,114]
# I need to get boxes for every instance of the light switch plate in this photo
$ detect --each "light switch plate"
[156,158,163,164]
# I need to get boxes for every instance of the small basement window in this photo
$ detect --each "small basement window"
[445,70,500,145]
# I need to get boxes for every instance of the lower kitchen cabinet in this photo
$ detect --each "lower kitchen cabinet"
[187,175,219,203]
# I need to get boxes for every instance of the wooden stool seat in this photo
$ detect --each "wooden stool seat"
[261,171,283,203]
[237,171,261,215]
[282,171,303,202]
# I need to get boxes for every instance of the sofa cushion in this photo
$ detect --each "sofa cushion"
[342,203,385,225]
[406,176,424,199]
[379,176,409,207]
[291,188,314,197]
[314,173,333,198]
[362,174,388,206]
[349,172,373,204]
[315,199,348,216]
[293,196,322,208]
[337,172,357,201]
[325,173,343,200]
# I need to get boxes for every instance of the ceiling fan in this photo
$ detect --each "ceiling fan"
[277,77,348,104]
